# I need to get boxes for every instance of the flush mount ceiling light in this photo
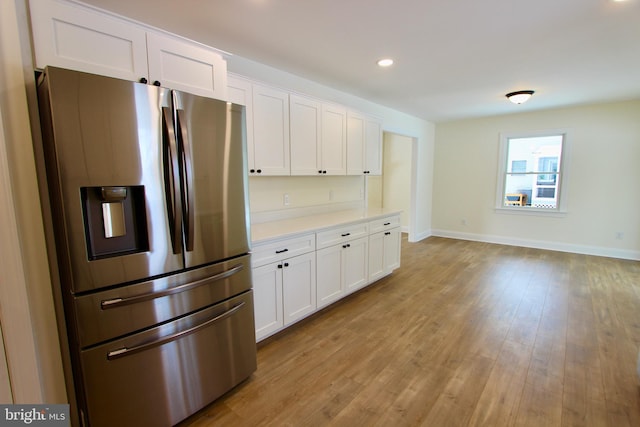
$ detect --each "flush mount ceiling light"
[506,90,535,104]
[377,58,394,67]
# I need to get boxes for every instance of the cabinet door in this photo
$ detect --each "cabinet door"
[282,252,316,325]
[343,237,369,294]
[30,0,148,81]
[252,263,283,341]
[321,104,347,175]
[147,32,227,100]
[346,111,365,175]
[383,228,402,272]
[227,74,255,171]
[365,116,383,176]
[252,84,290,175]
[316,244,343,309]
[290,95,322,175]
[368,231,385,283]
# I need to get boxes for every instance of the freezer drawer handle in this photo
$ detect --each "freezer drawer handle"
[101,264,244,309]
[106,301,246,360]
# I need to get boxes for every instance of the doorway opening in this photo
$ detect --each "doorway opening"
[367,131,417,239]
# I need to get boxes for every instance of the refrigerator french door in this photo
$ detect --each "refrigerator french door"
[36,67,256,426]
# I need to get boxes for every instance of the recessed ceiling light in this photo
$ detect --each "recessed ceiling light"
[377,58,394,67]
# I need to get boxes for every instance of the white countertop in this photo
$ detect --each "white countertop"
[251,208,402,244]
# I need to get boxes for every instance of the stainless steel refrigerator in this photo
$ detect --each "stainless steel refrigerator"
[36,66,257,426]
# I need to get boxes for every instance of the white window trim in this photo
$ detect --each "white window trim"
[495,129,570,216]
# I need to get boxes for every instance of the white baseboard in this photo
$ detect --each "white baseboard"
[409,229,432,243]
[430,229,640,261]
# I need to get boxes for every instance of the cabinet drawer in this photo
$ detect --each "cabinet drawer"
[316,222,369,249]
[251,233,315,268]
[369,215,401,234]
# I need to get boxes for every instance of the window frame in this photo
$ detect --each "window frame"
[495,130,569,216]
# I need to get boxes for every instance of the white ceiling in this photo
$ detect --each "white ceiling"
[79,0,640,122]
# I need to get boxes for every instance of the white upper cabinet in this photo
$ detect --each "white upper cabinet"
[365,116,383,176]
[347,111,382,175]
[29,0,228,100]
[290,97,348,176]
[30,0,148,82]
[346,111,365,175]
[289,94,322,175]
[251,84,290,176]
[321,103,347,175]
[227,74,255,172]
[146,32,227,100]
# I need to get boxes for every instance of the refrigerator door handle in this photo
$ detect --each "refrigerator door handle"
[106,301,246,360]
[100,263,245,309]
[162,106,183,255]
[176,108,195,252]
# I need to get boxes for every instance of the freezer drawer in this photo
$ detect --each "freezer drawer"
[74,255,251,347]
[80,290,256,427]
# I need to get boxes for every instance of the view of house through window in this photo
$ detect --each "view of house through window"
[502,134,564,209]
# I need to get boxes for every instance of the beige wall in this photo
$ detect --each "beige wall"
[432,99,640,259]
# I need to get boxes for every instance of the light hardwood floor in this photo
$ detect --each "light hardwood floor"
[180,236,640,426]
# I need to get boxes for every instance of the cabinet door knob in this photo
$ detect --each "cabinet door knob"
[153,80,161,86]
[322,170,327,174]
[257,169,262,173]
[277,264,283,269]
[139,77,148,84]
[250,169,255,173]
[284,262,289,267]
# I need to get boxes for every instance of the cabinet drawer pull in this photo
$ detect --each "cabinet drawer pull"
[385,232,391,235]
[341,233,351,237]
[275,248,289,254]
[384,222,391,226]
[342,244,351,249]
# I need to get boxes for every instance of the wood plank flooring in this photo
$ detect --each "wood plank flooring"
[179,236,640,426]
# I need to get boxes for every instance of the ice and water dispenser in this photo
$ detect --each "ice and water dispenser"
[81,185,149,260]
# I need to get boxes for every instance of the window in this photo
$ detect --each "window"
[497,132,567,212]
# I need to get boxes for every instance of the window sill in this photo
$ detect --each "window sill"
[494,207,567,218]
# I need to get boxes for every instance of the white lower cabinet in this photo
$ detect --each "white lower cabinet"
[282,252,317,325]
[253,252,316,341]
[253,214,400,341]
[253,261,284,340]
[368,227,401,282]
[317,236,368,308]
[343,237,369,295]
[252,233,316,341]
[316,244,343,308]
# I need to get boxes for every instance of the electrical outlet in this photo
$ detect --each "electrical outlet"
[284,193,290,206]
